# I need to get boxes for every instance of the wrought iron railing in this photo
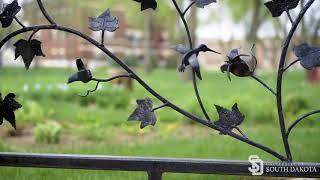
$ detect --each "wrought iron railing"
[0,0,319,178]
[0,152,319,179]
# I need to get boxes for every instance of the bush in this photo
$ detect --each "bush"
[284,94,310,120]
[16,100,49,124]
[33,122,62,144]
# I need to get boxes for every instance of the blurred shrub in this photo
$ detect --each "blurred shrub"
[34,121,62,144]
[284,94,310,120]
[16,100,50,124]
[181,99,212,125]
[23,84,131,109]
[95,88,131,109]
[165,57,179,69]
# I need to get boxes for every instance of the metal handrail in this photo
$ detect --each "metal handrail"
[0,153,319,179]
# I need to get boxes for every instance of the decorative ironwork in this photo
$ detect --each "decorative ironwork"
[128,98,157,129]
[0,93,22,130]
[221,46,257,81]
[293,43,320,70]
[133,0,158,11]
[175,44,220,80]
[0,0,318,164]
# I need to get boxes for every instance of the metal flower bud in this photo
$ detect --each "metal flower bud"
[67,59,92,84]
[221,47,257,81]
[68,69,92,84]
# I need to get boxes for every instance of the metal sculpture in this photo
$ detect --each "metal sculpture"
[0,0,318,163]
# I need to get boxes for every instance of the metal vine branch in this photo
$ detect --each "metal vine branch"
[0,0,318,162]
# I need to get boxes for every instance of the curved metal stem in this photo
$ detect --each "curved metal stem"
[36,0,56,25]
[13,16,25,28]
[101,30,105,46]
[172,0,211,121]
[172,0,193,49]
[233,126,248,139]
[276,0,315,162]
[282,59,300,72]
[286,109,320,138]
[250,75,277,96]
[92,74,133,82]
[286,10,294,25]
[183,1,196,16]
[80,81,100,97]
[151,103,169,112]
[28,29,39,42]
[81,74,133,97]
[192,70,211,121]
[0,25,286,161]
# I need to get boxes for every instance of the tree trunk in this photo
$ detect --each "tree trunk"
[246,0,262,42]
[311,19,320,45]
[143,11,153,73]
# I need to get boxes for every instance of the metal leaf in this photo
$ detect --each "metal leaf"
[14,39,46,70]
[0,93,22,130]
[128,98,157,129]
[133,0,157,11]
[264,0,299,17]
[294,43,320,70]
[0,0,21,28]
[193,0,217,8]
[214,103,244,133]
[89,9,119,32]
[68,59,92,84]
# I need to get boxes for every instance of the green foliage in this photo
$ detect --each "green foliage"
[284,93,310,121]
[15,100,50,124]
[33,121,62,144]
[0,68,320,179]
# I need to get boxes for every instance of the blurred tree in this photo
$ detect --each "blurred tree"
[223,0,269,42]
[24,0,92,32]
[99,0,179,72]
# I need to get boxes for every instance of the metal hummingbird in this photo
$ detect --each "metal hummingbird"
[173,44,220,80]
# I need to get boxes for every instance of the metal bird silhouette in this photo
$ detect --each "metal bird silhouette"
[133,0,157,11]
[294,43,320,70]
[0,93,22,130]
[89,9,119,32]
[220,46,257,81]
[68,59,92,84]
[264,0,299,17]
[173,44,220,80]
[0,0,21,28]
[128,98,157,129]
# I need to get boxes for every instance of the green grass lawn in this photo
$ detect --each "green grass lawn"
[0,67,319,179]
